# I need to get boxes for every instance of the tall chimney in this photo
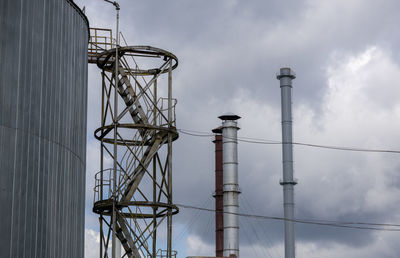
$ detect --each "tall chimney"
[277,68,297,258]
[212,127,224,257]
[219,114,241,258]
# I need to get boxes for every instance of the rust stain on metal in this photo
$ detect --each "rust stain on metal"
[212,127,224,257]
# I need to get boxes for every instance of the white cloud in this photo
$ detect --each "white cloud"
[291,46,400,254]
[85,229,100,258]
[185,235,214,257]
[297,230,399,258]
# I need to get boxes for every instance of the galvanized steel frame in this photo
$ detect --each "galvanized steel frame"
[92,44,179,258]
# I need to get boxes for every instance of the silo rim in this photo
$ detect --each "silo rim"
[67,0,90,41]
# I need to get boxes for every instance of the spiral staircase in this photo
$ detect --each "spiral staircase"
[89,28,179,258]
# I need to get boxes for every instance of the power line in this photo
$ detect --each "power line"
[173,197,213,243]
[242,195,283,258]
[239,218,263,258]
[177,128,400,154]
[241,199,279,258]
[175,203,400,232]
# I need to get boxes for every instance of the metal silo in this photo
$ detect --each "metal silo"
[0,0,88,257]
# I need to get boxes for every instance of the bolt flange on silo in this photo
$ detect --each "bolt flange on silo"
[219,114,241,258]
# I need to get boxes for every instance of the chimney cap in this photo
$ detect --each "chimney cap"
[218,113,241,121]
[277,67,296,79]
[212,126,223,134]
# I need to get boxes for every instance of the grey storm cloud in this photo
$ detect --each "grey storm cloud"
[77,0,400,257]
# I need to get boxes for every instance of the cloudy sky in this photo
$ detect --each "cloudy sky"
[75,0,400,257]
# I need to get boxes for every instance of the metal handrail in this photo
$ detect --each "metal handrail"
[93,168,125,203]
[156,97,177,127]
[88,28,116,57]
[146,249,177,258]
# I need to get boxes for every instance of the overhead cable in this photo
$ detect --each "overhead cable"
[177,129,400,154]
[175,203,400,232]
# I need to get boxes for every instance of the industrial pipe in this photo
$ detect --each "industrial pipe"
[277,68,297,258]
[212,127,224,257]
[220,114,241,258]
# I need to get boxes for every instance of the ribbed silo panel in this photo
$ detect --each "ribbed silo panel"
[0,0,88,257]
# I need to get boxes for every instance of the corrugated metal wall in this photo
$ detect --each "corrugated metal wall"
[0,0,88,257]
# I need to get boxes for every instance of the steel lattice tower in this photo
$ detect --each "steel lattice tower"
[89,29,179,257]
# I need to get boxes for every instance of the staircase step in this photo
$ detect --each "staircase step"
[116,212,141,258]
[121,133,168,202]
